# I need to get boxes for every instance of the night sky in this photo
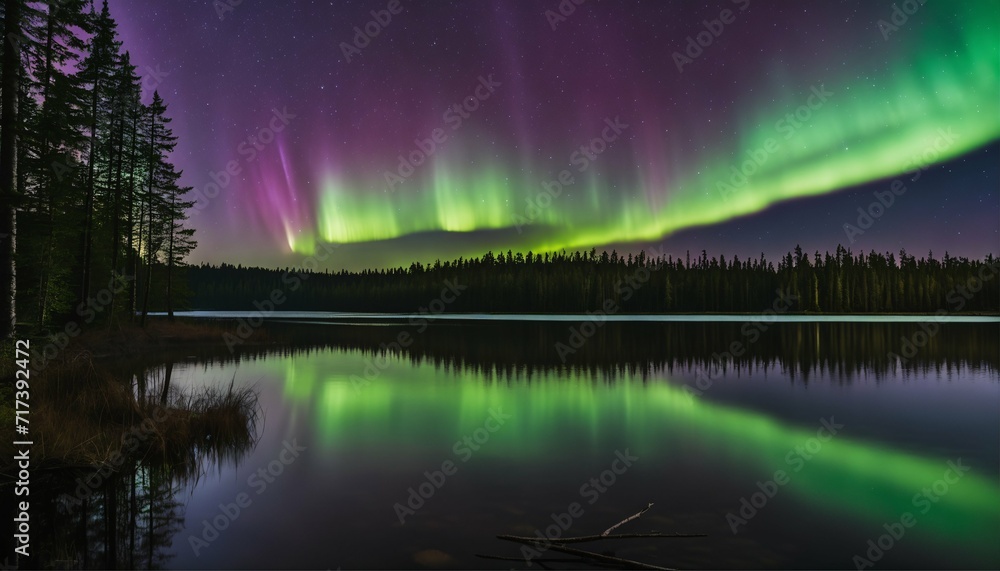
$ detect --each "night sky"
[105,0,999,271]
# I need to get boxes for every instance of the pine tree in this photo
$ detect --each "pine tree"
[161,176,196,319]
[78,0,120,307]
[139,91,179,326]
[105,50,141,321]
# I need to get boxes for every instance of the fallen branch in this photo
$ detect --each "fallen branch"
[498,532,706,544]
[497,535,675,570]
[475,553,619,568]
[602,503,654,536]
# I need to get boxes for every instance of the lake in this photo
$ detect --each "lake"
[35,316,1000,569]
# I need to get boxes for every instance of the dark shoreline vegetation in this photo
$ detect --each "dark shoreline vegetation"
[0,323,262,567]
[0,2,251,558]
[188,246,1000,314]
[2,316,998,567]
[0,322,262,498]
[2,1,198,342]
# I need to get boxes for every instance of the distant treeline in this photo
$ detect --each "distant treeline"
[187,246,1000,314]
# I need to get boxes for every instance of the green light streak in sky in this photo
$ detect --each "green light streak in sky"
[301,5,998,258]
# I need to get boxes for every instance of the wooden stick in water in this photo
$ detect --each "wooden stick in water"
[602,503,655,536]
[497,532,706,544]
[496,535,675,571]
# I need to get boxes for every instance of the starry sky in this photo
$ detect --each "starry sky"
[105,0,999,271]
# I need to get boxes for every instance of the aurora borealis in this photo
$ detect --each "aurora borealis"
[106,0,999,270]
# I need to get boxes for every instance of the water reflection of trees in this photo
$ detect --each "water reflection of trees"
[28,363,260,570]
[32,463,184,570]
[22,320,992,567]
[168,320,998,384]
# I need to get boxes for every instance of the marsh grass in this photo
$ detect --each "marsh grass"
[155,376,263,482]
[0,335,261,484]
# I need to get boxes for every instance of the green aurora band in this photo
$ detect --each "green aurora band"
[291,4,999,258]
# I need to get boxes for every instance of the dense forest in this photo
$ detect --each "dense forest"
[189,246,1000,314]
[1,0,195,339]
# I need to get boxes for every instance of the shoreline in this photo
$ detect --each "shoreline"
[158,310,1000,317]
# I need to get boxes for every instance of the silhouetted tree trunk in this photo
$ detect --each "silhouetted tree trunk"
[139,104,155,326]
[126,104,139,318]
[160,361,172,405]
[35,2,55,324]
[0,0,22,340]
[81,59,98,307]
[165,193,174,319]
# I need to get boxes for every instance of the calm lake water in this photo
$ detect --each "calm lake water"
[36,317,1000,569]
